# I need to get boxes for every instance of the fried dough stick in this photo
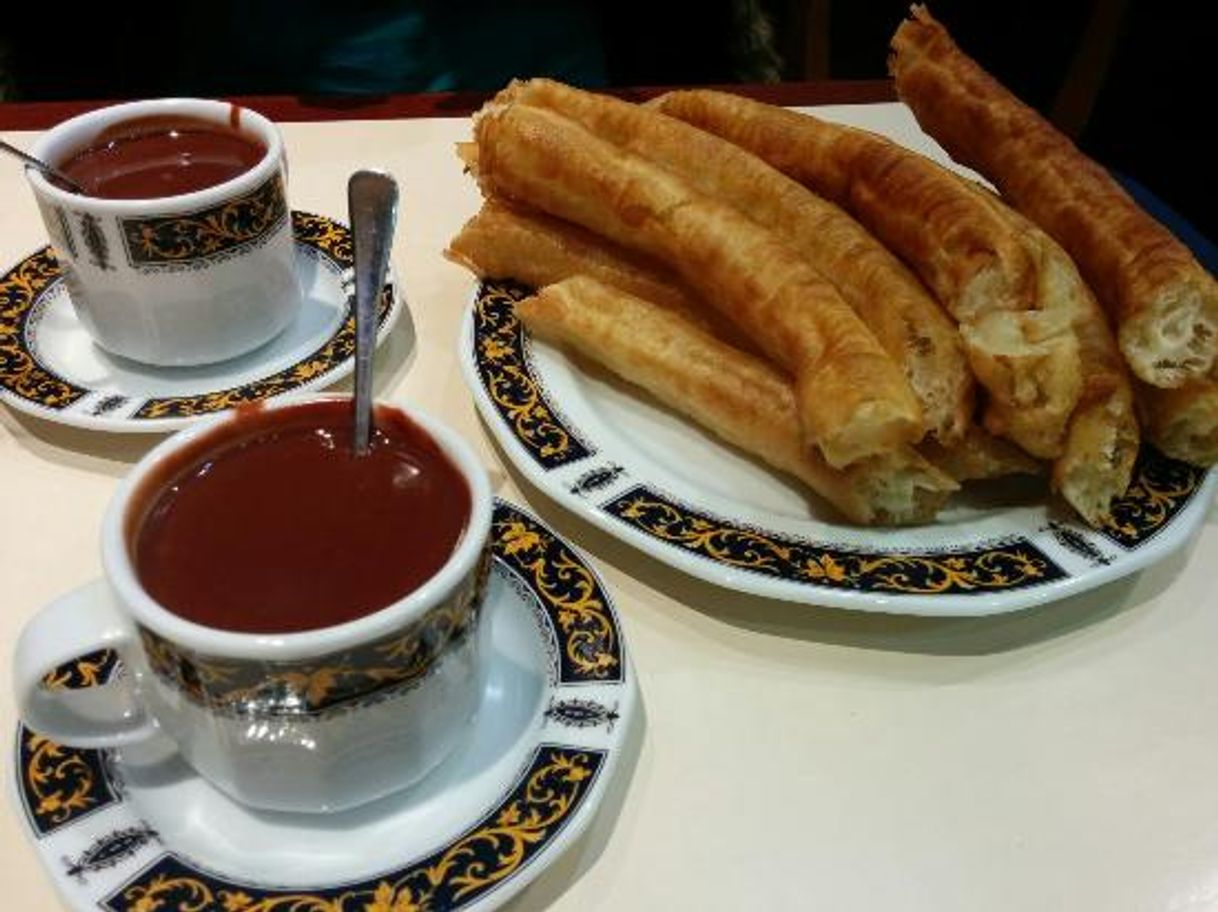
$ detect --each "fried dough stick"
[919,425,1041,483]
[890,5,1218,388]
[956,180,1139,520]
[446,198,704,325]
[471,100,923,467]
[1039,236,1140,523]
[653,88,1081,459]
[1137,381,1218,465]
[449,195,1045,483]
[517,276,957,525]
[503,78,972,444]
[446,198,763,350]
[450,197,1032,475]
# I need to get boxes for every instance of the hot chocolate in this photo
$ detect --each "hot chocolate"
[131,400,472,634]
[59,113,266,199]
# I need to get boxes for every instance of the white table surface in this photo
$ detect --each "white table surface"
[4,104,1218,912]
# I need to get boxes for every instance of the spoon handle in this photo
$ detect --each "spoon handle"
[348,170,399,454]
[0,139,87,194]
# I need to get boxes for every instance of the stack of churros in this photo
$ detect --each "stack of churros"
[888,4,1218,466]
[446,46,1215,527]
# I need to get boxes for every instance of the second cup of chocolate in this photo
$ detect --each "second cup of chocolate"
[14,395,494,813]
[25,98,302,366]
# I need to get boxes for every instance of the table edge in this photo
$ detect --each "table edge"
[0,80,897,130]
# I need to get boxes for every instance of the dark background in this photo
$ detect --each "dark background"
[823,0,1216,245]
[2,0,1213,241]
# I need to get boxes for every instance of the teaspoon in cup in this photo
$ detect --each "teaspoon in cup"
[348,169,400,455]
[1,138,88,194]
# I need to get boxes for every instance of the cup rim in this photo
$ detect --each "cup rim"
[28,98,284,213]
[101,393,494,661]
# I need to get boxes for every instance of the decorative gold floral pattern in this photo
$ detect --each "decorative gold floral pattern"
[23,735,103,829]
[475,280,1198,601]
[120,174,287,268]
[135,499,624,710]
[1101,446,1208,548]
[290,209,353,264]
[131,212,391,419]
[103,746,604,912]
[138,553,489,717]
[603,486,1065,594]
[473,279,592,469]
[494,509,621,682]
[0,212,392,421]
[18,654,122,835]
[41,648,120,690]
[0,248,88,410]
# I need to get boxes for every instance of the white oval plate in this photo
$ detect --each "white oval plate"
[12,498,636,912]
[461,279,1217,617]
[0,211,402,432]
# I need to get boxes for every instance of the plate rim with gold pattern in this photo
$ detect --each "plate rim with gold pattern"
[11,497,636,912]
[460,278,1217,617]
[0,210,402,433]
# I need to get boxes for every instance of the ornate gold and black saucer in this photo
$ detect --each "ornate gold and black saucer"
[0,211,402,432]
[13,499,637,911]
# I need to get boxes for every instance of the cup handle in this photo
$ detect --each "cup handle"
[13,579,157,748]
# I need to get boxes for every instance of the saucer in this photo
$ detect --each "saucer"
[12,499,637,911]
[0,211,403,432]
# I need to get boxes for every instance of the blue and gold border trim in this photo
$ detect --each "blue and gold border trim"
[0,212,392,421]
[473,279,593,470]
[494,501,622,683]
[291,206,352,264]
[0,247,89,411]
[120,173,288,270]
[18,731,119,837]
[102,744,604,912]
[603,485,1066,595]
[1100,446,1207,549]
[473,277,1215,593]
[17,652,122,837]
[137,552,490,717]
[131,211,389,420]
[132,499,620,712]
[40,648,121,690]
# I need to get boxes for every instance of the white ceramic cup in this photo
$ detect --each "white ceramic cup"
[26,98,301,366]
[13,395,494,813]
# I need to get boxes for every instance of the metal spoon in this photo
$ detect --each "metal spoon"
[0,139,87,194]
[348,169,399,455]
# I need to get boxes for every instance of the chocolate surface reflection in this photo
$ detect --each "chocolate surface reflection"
[59,114,266,199]
[132,401,471,633]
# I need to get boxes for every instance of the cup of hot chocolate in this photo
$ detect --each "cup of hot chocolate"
[25,98,302,366]
[13,395,494,813]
